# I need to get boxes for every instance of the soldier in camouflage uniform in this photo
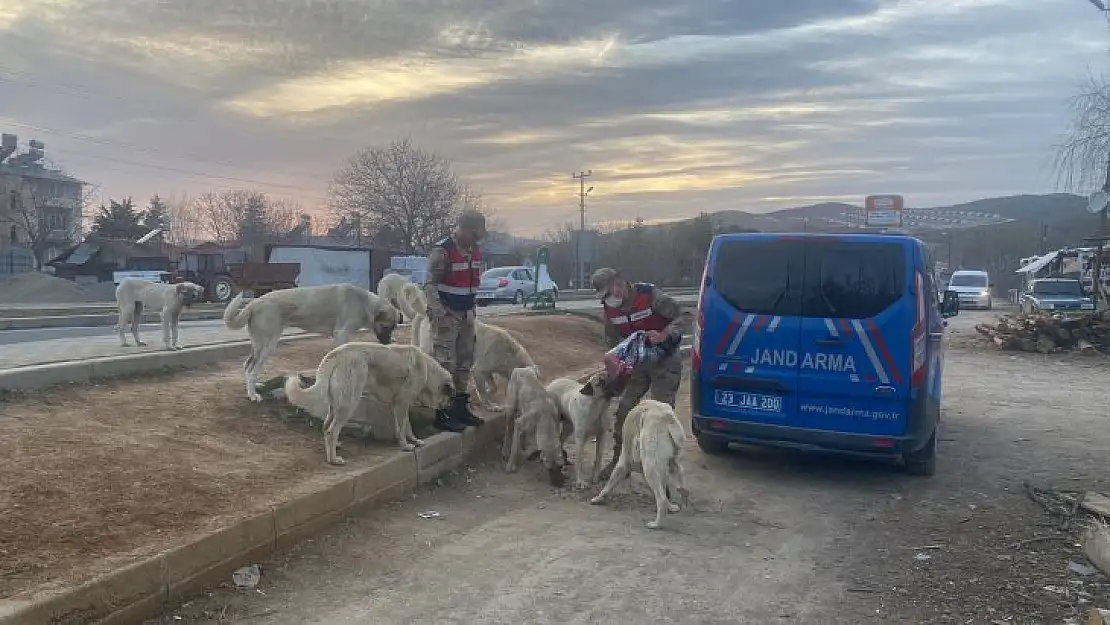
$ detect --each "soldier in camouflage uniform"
[591,267,691,481]
[424,211,487,433]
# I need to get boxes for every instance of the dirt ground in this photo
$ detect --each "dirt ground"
[0,314,606,600]
[147,309,1110,624]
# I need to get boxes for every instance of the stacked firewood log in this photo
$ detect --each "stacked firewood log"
[974,310,1110,354]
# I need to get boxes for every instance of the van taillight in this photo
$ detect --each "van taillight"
[911,270,926,387]
[692,259,710,371]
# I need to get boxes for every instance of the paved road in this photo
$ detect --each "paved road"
[0,297,693,369]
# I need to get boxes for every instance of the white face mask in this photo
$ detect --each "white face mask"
[603,295,623,308]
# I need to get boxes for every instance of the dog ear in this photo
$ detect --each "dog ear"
[579,380,595,396]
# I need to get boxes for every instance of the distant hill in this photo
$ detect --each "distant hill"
[625,193,1093,235]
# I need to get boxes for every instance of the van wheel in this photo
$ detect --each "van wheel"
[696,432,730,456]
[903,433,937,477]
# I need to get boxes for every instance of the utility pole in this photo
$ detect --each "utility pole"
[572,170,593,290]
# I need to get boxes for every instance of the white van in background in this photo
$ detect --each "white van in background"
[948,270,992,310]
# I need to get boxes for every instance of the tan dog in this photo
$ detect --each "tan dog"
[398,282,427,320]
[376,273,411,320]
[115,278,205,350]
[470,322,536,411]
[411,316,535,411]
[501,366,566,486]
[590,399,690,530]
[284,342,455,463]
[547,372,619,490]
[223,284,399,402]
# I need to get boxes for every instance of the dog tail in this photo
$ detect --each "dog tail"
[412,314,432,354]
[222,292,251,330]
[284,346,346,418]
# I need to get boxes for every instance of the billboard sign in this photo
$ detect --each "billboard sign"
[865,194,904,228]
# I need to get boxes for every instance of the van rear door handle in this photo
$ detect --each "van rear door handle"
[816,338,842,347]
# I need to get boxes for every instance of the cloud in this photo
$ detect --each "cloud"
[0,0,1107,236]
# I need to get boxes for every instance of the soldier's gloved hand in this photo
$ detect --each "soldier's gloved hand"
[645,330,665,345]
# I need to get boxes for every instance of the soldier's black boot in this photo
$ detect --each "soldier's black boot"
[598,442,621,482]
[433,407,466,433]
[450,391,484,427]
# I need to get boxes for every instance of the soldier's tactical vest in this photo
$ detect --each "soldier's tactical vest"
[603,282,670,336]
[435,237,482,311]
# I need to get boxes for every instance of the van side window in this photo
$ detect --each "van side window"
[802,243,905,319]
[712,240,803,316]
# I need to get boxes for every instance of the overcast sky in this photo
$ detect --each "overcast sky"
[1,0,1107,236]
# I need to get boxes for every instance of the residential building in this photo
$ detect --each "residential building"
[0,133,86,272]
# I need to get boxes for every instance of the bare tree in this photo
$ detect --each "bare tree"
[161,193,205,248]
[329,138,482,252]
[1,175,93,269]
[193,189,299,245]
[1056,73,1110,191]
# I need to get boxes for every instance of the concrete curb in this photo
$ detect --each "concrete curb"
[0,311,224,330]
[0,334,314,392]
[0,346,693,624]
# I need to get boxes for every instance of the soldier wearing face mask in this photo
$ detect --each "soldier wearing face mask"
[590,267,692,482]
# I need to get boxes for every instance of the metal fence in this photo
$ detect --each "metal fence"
[0,246,34,276]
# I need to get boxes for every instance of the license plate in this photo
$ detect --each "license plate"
[714,390,782,412]
[476,292,494,299]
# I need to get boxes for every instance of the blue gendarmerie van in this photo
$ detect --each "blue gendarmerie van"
[690,232,960,476]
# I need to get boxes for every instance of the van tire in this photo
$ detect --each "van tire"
[696,433,730,456]
[903,432,937,476]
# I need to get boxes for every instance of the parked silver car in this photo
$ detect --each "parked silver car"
[475,266,557,306]
[1019,278,1095,314]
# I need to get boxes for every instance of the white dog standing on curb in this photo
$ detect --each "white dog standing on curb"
[115,278,205,350]
[223,284,399,402]
[590,399,690,530]
[283,342,455,463]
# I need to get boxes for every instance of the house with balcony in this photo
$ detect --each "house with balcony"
[0,133,87,273]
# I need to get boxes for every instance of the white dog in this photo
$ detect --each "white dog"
[398,282,427,320]
[590,400,690,530]
[223,284,399,402]
[501,366,567,486]
[471,323,537,411]
[547,372,619,490]
[115,278,205,350]
[411,315,534,411]
[376,273,410,319]
[284,342,455,463]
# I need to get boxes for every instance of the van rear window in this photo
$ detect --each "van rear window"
[803,243,905,319]
[712,240,804,316]
[712,239,905,319]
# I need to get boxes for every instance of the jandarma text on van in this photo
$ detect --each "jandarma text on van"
[800,404,900,421]
[749,348,857,372]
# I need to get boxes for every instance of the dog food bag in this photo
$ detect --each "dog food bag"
[603,331,671,393]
